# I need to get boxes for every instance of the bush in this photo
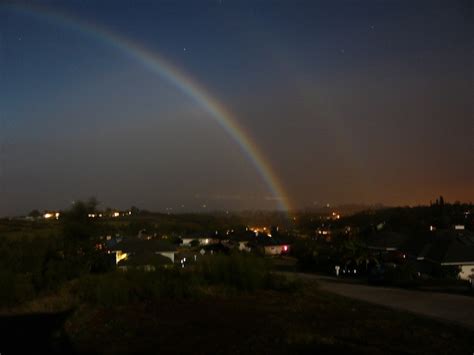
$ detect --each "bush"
[291,240,335,273]
[195,253,269,291]
[383,262,420,287]
[76,269,201,306]
[189,239,200,248]
[0,271,35,307]
[193,253,297,292]
[75,253,299,307]
[78,272,131,306]
[263,272,302,292]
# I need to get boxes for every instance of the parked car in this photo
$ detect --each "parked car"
[368,262,397,285]
[368,264,385,285]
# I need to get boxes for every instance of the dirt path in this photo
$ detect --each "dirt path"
[291,273,474,330]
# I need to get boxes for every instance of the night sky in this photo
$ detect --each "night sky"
[1,0,472,215]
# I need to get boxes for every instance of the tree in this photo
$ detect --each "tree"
[62,201,95,241]
[169,235,183,245]
[190,239,200,248]
[270,226,280,237]
[86,197,99,213]
[28,209,41,218]
[38,198,109,281]
[60,199,101,272]
[439,196,445,206]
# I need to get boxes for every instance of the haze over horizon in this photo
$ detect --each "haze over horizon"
[1,0,472,216]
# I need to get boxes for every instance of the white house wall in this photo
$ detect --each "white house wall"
[264,245,283,255]
[182,238,217,246]
[157,251,175,263]
[459,264,474,281]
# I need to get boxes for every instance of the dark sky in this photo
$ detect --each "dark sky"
[1,0,473,215]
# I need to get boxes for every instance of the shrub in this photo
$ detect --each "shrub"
[195,253,270,291]
[263,272,302,292]
[189,239,200,248]
[0,271,35,307]
[76,269,201,306]
[383,262,420,287]
[74,254,300,307]
[78,273,131,306]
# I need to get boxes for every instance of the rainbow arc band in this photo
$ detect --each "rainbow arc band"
[7,3,291,212]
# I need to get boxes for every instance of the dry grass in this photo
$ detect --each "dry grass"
[64,283,474,354]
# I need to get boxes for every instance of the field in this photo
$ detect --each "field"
[2,281,473,354]
[0,219,61,240]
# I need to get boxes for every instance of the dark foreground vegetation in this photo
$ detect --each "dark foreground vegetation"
[1,251,473,354]
[67,288,473,355]
[2,273,473,355]
[1,199,473,354]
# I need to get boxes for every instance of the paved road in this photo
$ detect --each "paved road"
[291,273,474,330]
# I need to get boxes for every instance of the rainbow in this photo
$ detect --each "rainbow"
[6,3,291,211]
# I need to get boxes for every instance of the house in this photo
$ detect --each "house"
[201,242,230,254]
[366,231,408,252]
[414,230,474,281]
[108,237,178,264]
[263,243,290,256]
[104,235,122,249]
[181,232,220,247]
[364,231,410,264]
[247,236,291,256]
[316,228,332,241]
[228,231,256,252]
[118,252,173,271]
